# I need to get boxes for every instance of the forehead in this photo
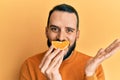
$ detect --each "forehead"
[49,11,77,29]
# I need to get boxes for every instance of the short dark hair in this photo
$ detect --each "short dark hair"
[47,4,79,29]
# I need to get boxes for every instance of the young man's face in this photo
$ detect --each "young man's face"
[46,11,79,55]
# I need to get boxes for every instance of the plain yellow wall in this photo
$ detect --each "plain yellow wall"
[0,0,120,80]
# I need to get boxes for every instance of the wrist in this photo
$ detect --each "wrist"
[85,70,95,76]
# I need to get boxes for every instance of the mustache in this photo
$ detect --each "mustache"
[54,39,66,42]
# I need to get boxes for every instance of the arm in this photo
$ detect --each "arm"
[19,59,47,80]
[19,61,32,80]
[85,39,120,80]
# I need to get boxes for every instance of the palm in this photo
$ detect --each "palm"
[85,39,120,76]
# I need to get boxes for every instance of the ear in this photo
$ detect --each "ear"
[76,30,80,40]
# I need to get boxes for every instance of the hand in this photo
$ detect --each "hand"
[39,46,65,80]
[85,39,120,76]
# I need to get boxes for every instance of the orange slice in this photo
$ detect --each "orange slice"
[52,41,69,50]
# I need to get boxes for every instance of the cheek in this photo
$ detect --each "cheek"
[47,32,57,41]
[68,35,77,46]
[69,38,76,45]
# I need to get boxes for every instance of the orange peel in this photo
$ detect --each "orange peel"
[52,41,69,50]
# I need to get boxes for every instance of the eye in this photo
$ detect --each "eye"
[66,27,75,33]
[49,26,60,33]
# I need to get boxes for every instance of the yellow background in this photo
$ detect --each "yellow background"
[0,0,120,80]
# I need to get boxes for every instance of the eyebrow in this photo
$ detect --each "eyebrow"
[49,24,76,31]
[49,25,59,28]
[66,27,75,30]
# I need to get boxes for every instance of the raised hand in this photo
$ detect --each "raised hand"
[39,46,65,80]
[85,39,120,76]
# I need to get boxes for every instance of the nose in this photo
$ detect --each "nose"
[57,31,66,41]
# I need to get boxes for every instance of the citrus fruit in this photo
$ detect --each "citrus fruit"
[52,41,69,50]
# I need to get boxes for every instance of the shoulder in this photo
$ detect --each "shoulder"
[75,51,92,58]
[22,51,46,67]
[74,50,92,62]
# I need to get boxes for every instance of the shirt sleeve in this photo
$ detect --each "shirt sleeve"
[19,60,46,80]
[19,60,32,80]
[85,65,105,80]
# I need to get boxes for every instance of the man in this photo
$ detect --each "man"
[19,4,120,80]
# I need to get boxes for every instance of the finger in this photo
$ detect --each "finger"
[45,46,54,57]
[96,39,120,58]
[40,48,60,69]
[54,51,64,69]
[105,39,120,53]
[94,48,105,60]
[94,39,120,64]
[40,49,61,73]
[95,48,104,57]
[103,39,120,57]
[48,51,64,71]
[39,46,54,68]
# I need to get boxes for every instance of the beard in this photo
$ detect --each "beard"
[47,39,76,60]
